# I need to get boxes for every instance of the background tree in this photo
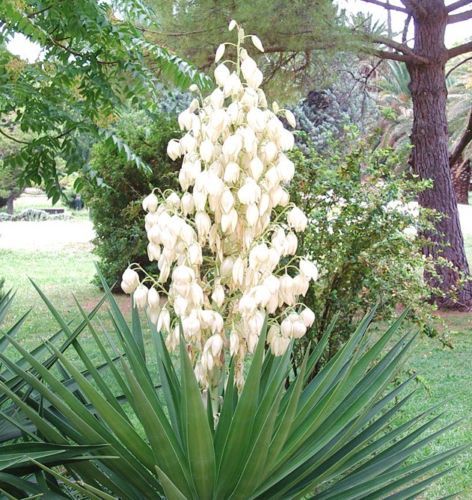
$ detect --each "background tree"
[0,113,28,214]
[0,0,209,201]
[360,0,472,310]
[144,0,346,100]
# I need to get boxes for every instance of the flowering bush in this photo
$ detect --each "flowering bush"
[120,22,318,388]
[288,132,444,362]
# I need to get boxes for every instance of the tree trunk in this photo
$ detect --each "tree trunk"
[408,1,472,310]
[6,195,15,215]
[451,158,471,204]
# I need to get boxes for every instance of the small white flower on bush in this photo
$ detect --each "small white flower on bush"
[122,22,317,388]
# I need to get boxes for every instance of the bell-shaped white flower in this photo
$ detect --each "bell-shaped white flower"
[121,268,140,294]
[142,193,158,213]
[147,287,160,312]
[224,162,240,184]
[300,307,315,328]
[200,139,214,163]
[214,63,230,86]
[300,259,319,281]
[211,284,225,307]
[157,307,171,333]
[167,139,182,161]
[287,206,308,232]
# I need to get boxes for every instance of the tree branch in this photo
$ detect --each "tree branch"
[448,41,472,59]
[371,35,429,62]
[402,14,412,45]
[446,55,472,79]
[447,9,472,23]
[0,128,30,145]
[450,108,472,166]
[368,35,430,64]
[371,49,414,63]
[446,0,472,13]
[359,0,408,13]
[400,0,428,17]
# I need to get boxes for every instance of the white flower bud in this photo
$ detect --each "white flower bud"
[195,212,211,241]
[276,155,295,183]
[300,259,319,281]
[287,206,308,232]
[224,162,240,184]
[253,285,271,307]
[122,268,140,294]
[193,189,207,212]
[223,72,242,97]
[251,35,264,52]
[215,43,225,63]
[166,192,180,209]
[300,307,315,328]
[142,193,158,213]
[157,307,171,333]
[200,139,214,163]
[249,157,264,180]
[262,142,278,163]
[247,108,266,132]
[230,331,239,356]
[210,88,225,109]
[222,134,243,159]
[246,204,259,226]
[167,139,182,161]
[214,63,230,86]
[220,189,234,213]
[206,334,224,357]
[293,274,309,296]
[178,110,193,131]
[284,231,298,256]
[221,208,238,233]
[238,179,261,205]
[280,130,295,151]
[147,242,161,261]
[188,242,203,266]
[133,285,148,309]
[232,257,245,287]
[280,317,293,338]
[181,192,195,216]
[285,109,296,128]
[147,287,160,312]
[211,284,225,307]
[292,320,307,339]
[174,296,189,317]
[190,283,204,306]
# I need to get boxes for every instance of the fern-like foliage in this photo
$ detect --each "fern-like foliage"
[0,0,211,199]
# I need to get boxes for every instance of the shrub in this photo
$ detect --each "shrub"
[0,282,462,498]
[81,111,181,289]
[288,130,442,364]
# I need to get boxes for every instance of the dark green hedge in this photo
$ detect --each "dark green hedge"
[82,112,181,289]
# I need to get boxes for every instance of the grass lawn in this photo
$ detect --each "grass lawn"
[0,234,471,497]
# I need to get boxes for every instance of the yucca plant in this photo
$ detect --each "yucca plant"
[0,276,464,499]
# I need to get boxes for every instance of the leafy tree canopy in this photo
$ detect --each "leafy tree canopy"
[0,0,210,200]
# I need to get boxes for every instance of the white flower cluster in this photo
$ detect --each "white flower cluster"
[383,199,420,240]
[121,22,318,388]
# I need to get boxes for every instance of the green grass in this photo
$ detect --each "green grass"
[0,239,471,497]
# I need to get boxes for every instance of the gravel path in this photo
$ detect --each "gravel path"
[0,219,95,251]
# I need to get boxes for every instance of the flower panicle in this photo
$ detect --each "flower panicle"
[121,24,318,388]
